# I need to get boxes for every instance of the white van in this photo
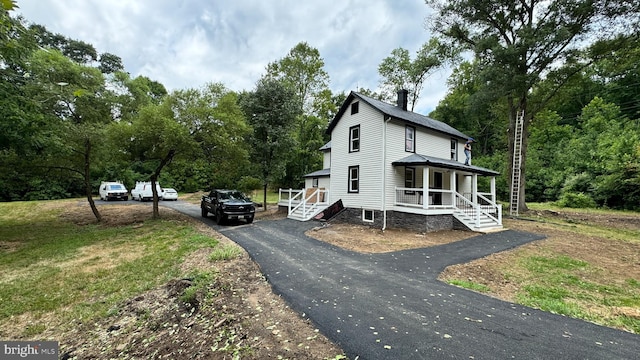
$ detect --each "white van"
[99,181,129,201]
[131,181,163,201]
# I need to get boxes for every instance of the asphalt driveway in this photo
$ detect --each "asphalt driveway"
[163,201,640,359]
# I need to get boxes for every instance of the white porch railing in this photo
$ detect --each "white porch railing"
[279,188,329,221]
[395,187,502,230]
[394,187,455,209]
[455,192,502,228]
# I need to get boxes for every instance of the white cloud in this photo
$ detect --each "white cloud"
[15,0,450,114]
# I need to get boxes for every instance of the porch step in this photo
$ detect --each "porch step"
[454,211,502,232]
[287,204,327,221]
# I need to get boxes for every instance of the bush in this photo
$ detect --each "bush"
[555,192,596,208]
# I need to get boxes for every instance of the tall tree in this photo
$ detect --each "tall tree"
[378,38,457,111]
[425,0,639,211]
[241,78,301,209]
[264,42,332,187]
[26,49,111,220]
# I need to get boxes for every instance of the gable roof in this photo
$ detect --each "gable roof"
[392,153,500,176]
[327,91,469,140]
[319,141,331,151]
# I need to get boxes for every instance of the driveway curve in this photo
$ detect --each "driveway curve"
[163,202,640,359]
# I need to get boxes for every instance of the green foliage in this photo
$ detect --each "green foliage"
[379,38,459,111]
[237,176,262,194]
[240,77,302,206]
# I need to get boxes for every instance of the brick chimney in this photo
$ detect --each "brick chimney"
[397,89,408,111]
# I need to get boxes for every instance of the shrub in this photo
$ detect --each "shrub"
[555,192,596,208]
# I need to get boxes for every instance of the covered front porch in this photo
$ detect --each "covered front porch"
[392,154,502,231]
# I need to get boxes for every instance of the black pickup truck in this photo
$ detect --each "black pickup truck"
[201,189,255,225]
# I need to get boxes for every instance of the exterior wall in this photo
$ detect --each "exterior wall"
[331,207,457,233]
[384,119,464,208]
[305,176,331,190]
[322,150,331,169]
[328,100,384,210]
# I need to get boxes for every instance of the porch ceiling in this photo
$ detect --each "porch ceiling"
[392,153,500,176]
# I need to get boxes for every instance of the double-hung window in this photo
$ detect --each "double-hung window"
[348,166,359,193]
[404,167,415,195]
[349,125,360,152]
[405,126,415,152]
[451,138,457,161]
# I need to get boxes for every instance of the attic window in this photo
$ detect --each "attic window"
[351,101,359,115]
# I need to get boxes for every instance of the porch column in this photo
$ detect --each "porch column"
[472,173,478,204]
[422,167,429,209]
[490,177,496,203]
[450,170,456,206]
[472,173,479,227]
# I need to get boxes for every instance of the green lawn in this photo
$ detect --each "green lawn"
[0,200,221,338]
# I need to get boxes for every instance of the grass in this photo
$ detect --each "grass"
[523,202,640,244]
[506,252,640,333]
[0,200,222,337]
[448,279,491,293]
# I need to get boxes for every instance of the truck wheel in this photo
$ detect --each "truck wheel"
[246,216,254,224]
[216,210,225,225]
[201,207,208,218]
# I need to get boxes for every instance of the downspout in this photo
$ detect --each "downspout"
[382,115,391,231]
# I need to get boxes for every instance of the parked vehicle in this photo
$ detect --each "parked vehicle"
[201,189,255,225]
[99,181,128,201]
[131,181,163,201]
[162,188,178,201]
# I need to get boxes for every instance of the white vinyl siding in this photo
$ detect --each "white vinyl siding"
[305,176,330,190]
[323,151,331,169]
[329,100,384,209]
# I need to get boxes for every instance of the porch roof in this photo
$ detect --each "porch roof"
[303,168,331,178]
[392,153,500,176]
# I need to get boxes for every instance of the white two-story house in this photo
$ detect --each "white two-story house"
[281,90,502,233]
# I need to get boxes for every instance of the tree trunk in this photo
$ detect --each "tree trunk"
[263,183,268,211]
[150,149,176,219]
[84,138,102,222]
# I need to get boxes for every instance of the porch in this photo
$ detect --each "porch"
[278,188,330,221]
[391,153,503,232]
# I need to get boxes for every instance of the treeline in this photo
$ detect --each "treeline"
[2,1,639,212]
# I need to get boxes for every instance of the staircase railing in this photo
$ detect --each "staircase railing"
[454,192,501,228]
[289,188,329,220]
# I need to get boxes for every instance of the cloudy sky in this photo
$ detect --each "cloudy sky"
[15,0,451,114]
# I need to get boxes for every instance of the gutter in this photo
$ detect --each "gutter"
[382,115,391,231]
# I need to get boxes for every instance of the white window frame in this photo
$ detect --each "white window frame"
[312,178,319,188]
[363,209,374,223]
[349,125,360,153]
[348,165,359,193]
[451,138,458,161]
[405,126,415,152]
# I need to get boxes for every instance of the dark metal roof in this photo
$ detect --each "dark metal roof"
[392,153,500,176]
[303,168,331,178]
[319,141,331,151]
[326,91,469,140]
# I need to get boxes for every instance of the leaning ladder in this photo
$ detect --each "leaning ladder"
[510,110,525,216]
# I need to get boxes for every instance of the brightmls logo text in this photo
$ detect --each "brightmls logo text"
[1,341,58,359]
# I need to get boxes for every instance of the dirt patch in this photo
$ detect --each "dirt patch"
[307,223,476,253]
[439,217,640,303]
[33,203,343,359]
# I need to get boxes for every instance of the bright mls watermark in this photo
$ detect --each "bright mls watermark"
[1,341,58,359]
